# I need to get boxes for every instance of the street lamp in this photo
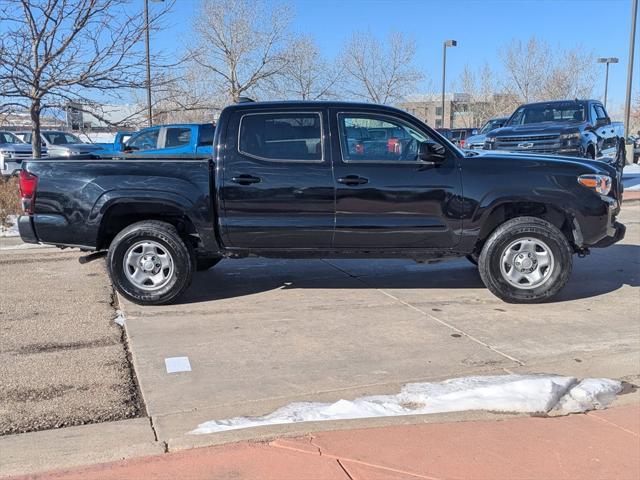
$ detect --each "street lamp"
[144,0,164,127]
[623,0,638,141]
[597,57,619,109]
[441,40,457,129]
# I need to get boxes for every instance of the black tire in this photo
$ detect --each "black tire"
[478,216,573,303]
[196,257,222,271]
[107,220,195,305]
[466,254,479,266]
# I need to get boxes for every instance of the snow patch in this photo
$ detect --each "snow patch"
[554,378,622,414]
[623,164,640,191]
[113,310,126,327]
[0,215,19,237]
[189,375,622,435]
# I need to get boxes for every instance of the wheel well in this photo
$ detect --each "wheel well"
[97,203,199,250]
[474,202,575,254]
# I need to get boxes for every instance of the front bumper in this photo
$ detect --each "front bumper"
[592,221,625,248]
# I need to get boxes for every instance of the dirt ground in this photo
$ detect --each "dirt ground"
[0,247,141,435]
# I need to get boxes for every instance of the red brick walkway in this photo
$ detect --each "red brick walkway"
[14,404,640,480]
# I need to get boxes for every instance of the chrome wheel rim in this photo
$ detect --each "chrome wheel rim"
[499,238,554,290]
[123,240,174,291]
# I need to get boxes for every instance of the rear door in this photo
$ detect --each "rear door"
[330,109,462,249]
[219,108,335,249]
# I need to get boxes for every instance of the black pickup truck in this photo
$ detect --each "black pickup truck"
[18,101,625,305]
[484,100,626,166]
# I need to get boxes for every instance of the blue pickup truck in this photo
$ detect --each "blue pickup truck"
[115,123,215,157]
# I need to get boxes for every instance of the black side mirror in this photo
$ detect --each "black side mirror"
[595,117,610,128]
[418,142,446,163]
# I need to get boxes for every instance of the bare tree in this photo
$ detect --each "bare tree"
[454,63,520,127]
[500,37,552,103]
[0,0,171,157]
[500,37,597,103]
[190,0,293,104]
[270,35,341,100]
[340,31,423,105]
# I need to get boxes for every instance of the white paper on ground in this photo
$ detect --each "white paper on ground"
[165,356,192,374]
[189,374,622,435]
[113,310,126,326]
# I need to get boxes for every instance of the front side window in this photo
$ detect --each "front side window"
[126,128,160,151]
[339,114,437,162]
[239,113,322,161]
[165,128,191,148]
[42,132,82,145]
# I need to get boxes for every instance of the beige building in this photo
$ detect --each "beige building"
[399,93,472,129]
[400,93,519,129]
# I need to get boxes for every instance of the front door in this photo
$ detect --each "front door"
[331,110,463,249]
[220,108,335,250]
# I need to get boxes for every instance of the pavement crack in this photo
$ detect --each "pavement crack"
[321,260,525,367]
[336,459,355,479]
[309,435,323,456]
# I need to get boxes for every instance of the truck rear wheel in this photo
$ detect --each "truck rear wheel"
[107,220,194,305]
[478,217,572,303]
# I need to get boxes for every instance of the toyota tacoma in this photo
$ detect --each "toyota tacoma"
[17,101,625,305]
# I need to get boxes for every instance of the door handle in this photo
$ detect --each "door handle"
[231,174,261,185]
[337,175,368,186]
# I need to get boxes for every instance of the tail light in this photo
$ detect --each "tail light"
[460,139,466,148]
[19,170,38,213]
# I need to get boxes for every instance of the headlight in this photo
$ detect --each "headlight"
[578,174,611,195]
[559,132,580,140]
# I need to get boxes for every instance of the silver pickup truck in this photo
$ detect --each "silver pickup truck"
[0,131,46,177]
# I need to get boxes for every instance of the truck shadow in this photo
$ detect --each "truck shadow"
[181,244,640,305]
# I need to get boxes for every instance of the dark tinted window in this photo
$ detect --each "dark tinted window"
[165,128,191,147]
[43,132,82,145]
[0,132,20,143]
[198,124,215,146]
[508,103,585,125]
[239,113,322,161]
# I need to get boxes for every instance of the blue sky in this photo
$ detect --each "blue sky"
[154,0,638,113]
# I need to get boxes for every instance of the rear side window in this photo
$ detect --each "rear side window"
[198,124,215,146]
[165,128,191,147]
[239,113,322,161]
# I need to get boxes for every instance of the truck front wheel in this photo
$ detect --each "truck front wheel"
[107,220,195,305]
[478,217,572,303]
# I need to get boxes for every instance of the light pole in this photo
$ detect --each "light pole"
[624,0,638,140]
[597,57,618,109]
[144,0,164,127]
[441,40,457,129]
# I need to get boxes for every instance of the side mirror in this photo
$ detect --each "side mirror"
[418,142,446,163]
[595,117,610,128]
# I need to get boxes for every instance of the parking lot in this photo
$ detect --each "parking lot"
[0,204,637,457]
[116,202,639,448]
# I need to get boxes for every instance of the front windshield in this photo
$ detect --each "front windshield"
[0,132,21,144]
[507,103,585,126]
[43,132,82,145]
[480,119,503,135]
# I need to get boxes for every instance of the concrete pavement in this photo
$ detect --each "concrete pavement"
[16,403,640,480]
[120,203,640,451]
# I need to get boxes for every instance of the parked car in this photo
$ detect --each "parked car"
[15,130,106,157]
[630,133,639,163]
[484,100,626,167]
[119,123,215,157]
[0,131,47,177]
[465,117,509,150]
[449,128,478,148]
[17,100,624,306]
